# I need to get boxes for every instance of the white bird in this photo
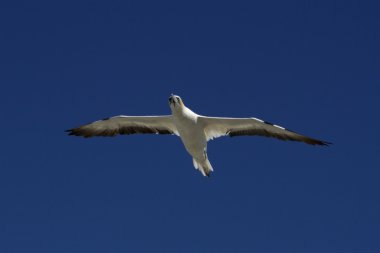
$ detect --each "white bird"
[67,95,330,177]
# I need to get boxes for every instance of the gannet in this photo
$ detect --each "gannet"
[67,95,330,177]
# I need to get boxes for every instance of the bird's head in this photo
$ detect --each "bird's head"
[168,94,184,110]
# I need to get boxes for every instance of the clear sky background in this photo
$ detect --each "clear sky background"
[1,0,379,252]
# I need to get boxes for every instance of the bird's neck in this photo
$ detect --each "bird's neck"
[172,105,197,117]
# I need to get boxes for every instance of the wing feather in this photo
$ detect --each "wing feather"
[66,115,178,138]
[199,116,330,146]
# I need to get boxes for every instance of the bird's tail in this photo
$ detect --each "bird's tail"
[193,158,214,177]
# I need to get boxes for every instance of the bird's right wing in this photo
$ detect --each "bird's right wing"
[199,116,330,146]
[66,115,178,138]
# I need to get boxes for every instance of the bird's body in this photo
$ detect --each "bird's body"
[174,107,205,159]
[67,95,330,177]
[172,105,212,176]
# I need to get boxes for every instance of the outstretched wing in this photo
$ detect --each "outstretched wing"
[66,115,178,138]
[199,116,330,146]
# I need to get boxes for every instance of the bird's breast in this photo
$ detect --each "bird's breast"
[173,112,206,155]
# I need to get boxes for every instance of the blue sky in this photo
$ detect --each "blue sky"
[1,0,379,252]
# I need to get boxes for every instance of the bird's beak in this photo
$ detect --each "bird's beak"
[168,96,175,106]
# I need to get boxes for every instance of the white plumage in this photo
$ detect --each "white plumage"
[67,95,330,177]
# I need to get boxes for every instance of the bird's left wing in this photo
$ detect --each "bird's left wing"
[199,116,330,146]
[66,115,178,137]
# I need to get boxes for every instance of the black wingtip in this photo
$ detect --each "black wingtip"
[65,129,75,136]
[314,140,332,146]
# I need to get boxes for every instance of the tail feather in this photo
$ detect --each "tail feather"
[193,159,214,177]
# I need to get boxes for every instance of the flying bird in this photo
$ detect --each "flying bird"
[67,95,330,177]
